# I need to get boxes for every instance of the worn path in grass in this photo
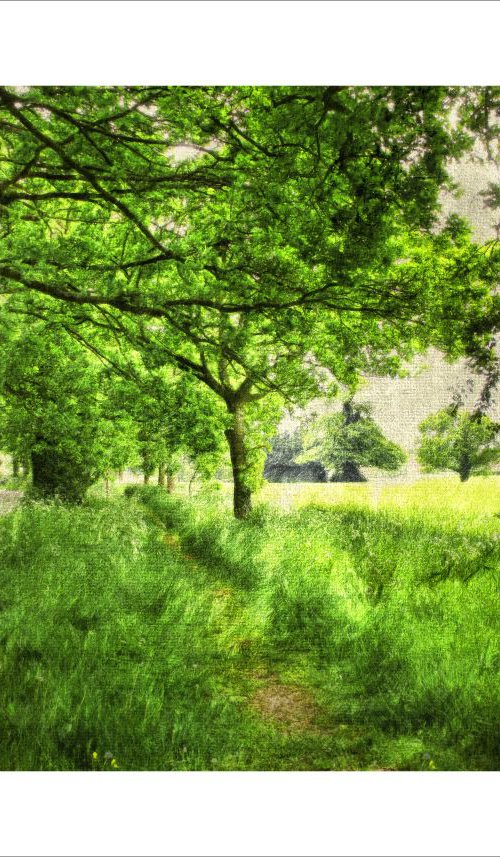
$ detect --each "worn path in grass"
[144,507,324,727]
[140,502,388,770]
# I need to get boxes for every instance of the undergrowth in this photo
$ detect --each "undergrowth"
[0,485,499,770]
[132,485,500,770]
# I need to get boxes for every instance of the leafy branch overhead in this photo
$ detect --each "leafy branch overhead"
[0,85,499,514]
[1,86,498,335]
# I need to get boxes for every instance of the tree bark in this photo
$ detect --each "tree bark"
[158,462,166,487]
[12,456,19,478]
[225,401,252,519]
[144,472,150,485]
[166,471,176,494]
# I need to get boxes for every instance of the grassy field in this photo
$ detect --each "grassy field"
[0,476,498,770]
[258,474,500,528]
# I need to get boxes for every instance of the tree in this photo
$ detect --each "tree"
[301,399,406,482]
[264,427,327,483]
[417,407,500,482]
[110,369,227,490]
[0,324,136,502]
[0,86,499,515]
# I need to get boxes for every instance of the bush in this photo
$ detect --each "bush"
[123,484,140,499]
[28,448,94,504]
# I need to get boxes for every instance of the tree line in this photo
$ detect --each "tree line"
[265,397,500,484]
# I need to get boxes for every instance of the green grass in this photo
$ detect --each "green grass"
[0,477,499,770]
[258,474,500,528]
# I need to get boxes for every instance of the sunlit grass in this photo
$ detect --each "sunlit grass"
[258,474,500,532]
[1,477,499,770]
[134,484,500,770]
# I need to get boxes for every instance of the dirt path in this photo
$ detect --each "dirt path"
[136,501,391,768]
[146,510,332,738]
[248,670,325,733]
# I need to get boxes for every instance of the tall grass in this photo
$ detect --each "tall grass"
[134,484,500,770]
[1,480,499,770]
[0,499,269,770]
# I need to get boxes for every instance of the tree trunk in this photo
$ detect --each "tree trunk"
[166,471,176,494]
[225,402,252,519]
[158,462,166,487]
[144,472,150,485]
[459,466,471,482]
[331,460,367,483]
[12,456,19,479]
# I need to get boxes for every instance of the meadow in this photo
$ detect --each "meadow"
[0,475,498,771]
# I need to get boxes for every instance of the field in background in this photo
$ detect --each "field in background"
[170,474,499,531]
[258,475,500,530]
[74,469,500,530]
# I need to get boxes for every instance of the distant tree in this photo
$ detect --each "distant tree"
[302,399,406,482]
[264,427,327,483]
[417,406,500,482]
[110,370,227,490]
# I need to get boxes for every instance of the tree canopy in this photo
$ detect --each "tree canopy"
[264,427,327,483]
[0,322,136,501]
[301,399,406,482]
[417,406,500,482]
[110,369,227,487]
[0,86,499,513]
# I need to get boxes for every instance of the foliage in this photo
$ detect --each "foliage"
[0,86,498,514]
[0,324,136,501]
[110,370,227,482]
[417,406,500,481]
[264,427,327,483]
[301,399,406,480]
[266,428,303,468]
